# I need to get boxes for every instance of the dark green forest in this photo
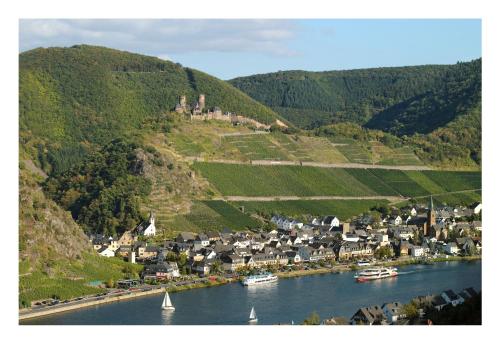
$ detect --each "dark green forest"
[229,59,481,131]
[43,139,153,236]
[230,59,481,168]
[19,45,281,173]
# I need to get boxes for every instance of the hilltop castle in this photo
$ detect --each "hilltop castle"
[175,94,207,115]
[173,94,271,130]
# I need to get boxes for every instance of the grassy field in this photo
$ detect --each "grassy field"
[163,200,262,233]
[412,191,482,206]
[370,141,423,165]
[193,162,377,197]
[194,162,481,199]
[295,135,349,163]
[336,142,373,164]
[223,134,289,161]
[345,168,400,195]
[422,171,482,192]
[404,170,447,194]
[367,169,431,197]
[232,199,389,220]
[19,254,143,307]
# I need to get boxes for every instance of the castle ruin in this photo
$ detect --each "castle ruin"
[174,94,274,130]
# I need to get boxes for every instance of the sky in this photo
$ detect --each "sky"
[19,19,481,80]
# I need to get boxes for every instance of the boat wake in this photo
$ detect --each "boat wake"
[397,270,417,275]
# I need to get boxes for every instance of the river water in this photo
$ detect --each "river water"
[22,260,481,325]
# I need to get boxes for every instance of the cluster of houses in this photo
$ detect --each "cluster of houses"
[349,287,479,325]
[90,199,481,282]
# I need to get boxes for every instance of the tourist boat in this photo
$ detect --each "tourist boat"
[161,292,175,310]
[248,307,258,323]
[354,267,398,282]
[241,273,278,286]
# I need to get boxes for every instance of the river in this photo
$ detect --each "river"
[21,260,481,325]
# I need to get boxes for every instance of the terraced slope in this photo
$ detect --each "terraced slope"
[194,162,481,199]
[193,162,377,197]
[232,199,390,220]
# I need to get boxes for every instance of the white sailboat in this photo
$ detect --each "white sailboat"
[248,306,258,323]
[161,292,175,311]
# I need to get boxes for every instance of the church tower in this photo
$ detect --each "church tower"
[425,196,436,236]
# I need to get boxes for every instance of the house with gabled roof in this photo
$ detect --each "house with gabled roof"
[134,213,156,237]
[382,302,406,323]
[350,305,387,325]
[97,246,115,257]
[441,289,465,306]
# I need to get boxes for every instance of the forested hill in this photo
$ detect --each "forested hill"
[229,59,481,131]
[19,45,280,173]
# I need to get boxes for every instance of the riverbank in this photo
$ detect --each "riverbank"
[19,287,165,321]
[19,278,232,321]
[19,256,480,321]
[21,260,482,325]
[276,255,481,279]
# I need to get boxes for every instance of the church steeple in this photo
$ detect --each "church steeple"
[425,196,436,237]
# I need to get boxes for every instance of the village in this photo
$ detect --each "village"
[84,197,483,325]
[91,197,482,284]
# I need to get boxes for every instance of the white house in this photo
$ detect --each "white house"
[97,246,115,258]
[411,246,424,258]
[389,215,403,226]
[322,216,340,228]
[441,290,464,306]
[444,242,459,255]
[382,302,406,323]
[472,202,482,214]
[410,208,417,216]
[194,234,210,247]
[376,233,390,246]
[135,213,156,237]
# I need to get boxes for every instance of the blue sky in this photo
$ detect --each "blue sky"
[19,19,481,80]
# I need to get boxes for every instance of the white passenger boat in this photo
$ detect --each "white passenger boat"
[241,273,278,286]
[354,267,398,282]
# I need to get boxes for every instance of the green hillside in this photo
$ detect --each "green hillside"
[20,45,281,173]
[229,59,481,130]
[194,162,481,198]
[230,60,481,168]
[19,164,142,307]
[365,61,481,136]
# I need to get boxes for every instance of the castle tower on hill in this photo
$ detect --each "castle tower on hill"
[198,94,205,111]
[175,95,188,113]
[425,196,436,236]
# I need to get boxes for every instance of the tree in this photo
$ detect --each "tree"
[210,260,223,274]
[402,302,419,321]
[105,278,115,288]
[178,253,188,268]
[302,311,321,325]
[374,246,392,259]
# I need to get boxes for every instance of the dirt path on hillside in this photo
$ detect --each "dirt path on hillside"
[214,195,408,202]
[185,156,433,170]
[416,189,482,198]
[211,189,481,204]
[218,131,270,137]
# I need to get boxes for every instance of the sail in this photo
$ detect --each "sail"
[249,307,256,319]
[165,292,172,307]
